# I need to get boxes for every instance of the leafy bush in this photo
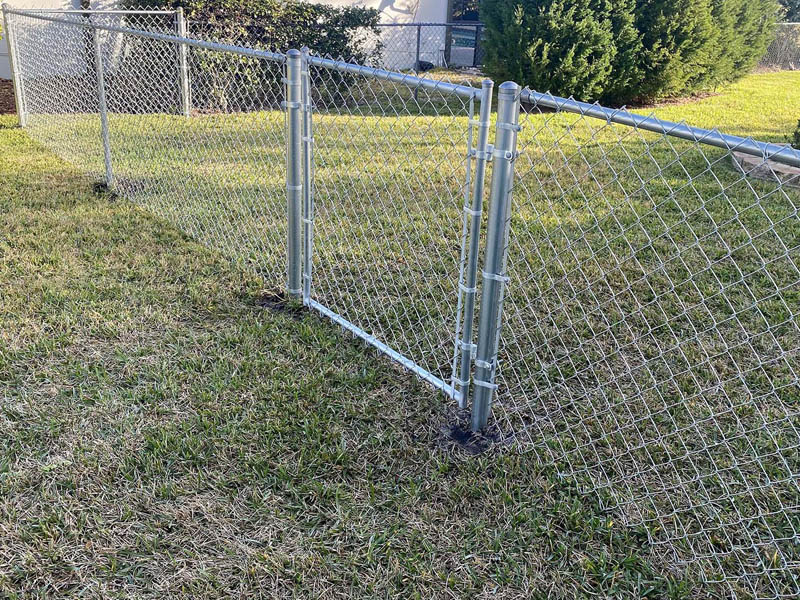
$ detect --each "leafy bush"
[119,1,381,112]
[481,0,781,104]
[780,0,800,20]
[793,120,800,149]
[127,0,381,61]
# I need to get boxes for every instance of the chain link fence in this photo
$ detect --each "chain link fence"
[759,23,800,70]
[3,6,800,598]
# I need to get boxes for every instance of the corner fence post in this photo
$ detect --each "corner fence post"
[285,49,303,300]
[471,81,520,431]
[300,47,314,305]
[2,5,26,127]
[92,26,113,187]
[176,7,190,117]
[453,79,493,408]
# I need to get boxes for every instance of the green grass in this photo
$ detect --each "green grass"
[1,70,798,598]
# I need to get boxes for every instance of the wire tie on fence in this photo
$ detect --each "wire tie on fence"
[482,270,510,283]
[492,149,518,161]
[463,205,482,217]
[302,136,314,144]
[473,378,498,391]
[497,122,522,132]
[302,218,313,225]
[302,274,312,281]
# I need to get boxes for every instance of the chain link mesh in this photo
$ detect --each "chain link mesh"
[5,7,800,598]
[306,55,481,396]
[493,90,800,598]
[759,23,800,70]
[9,9,289,287]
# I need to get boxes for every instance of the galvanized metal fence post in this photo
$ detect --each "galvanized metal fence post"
[414,24,421,73]
[175,7,190,117]
[452,79,494,408]
[471,81,520,431]
[2,5,26,127]
[300,47,314,305]
[285,49,303,300]
[92,26,113,187]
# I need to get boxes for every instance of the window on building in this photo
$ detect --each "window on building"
[450,0,480,22]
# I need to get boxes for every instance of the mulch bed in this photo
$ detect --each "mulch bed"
[0,79,17,114]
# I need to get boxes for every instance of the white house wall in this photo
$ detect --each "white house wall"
[1,0,80,79]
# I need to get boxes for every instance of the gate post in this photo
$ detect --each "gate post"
[92,27,113,187]
[300,47,314,305]
[2,5,26,127]
[471,81,520,431]
[453,79,493,408]
[176,7,191,117]
[285,49,303,300]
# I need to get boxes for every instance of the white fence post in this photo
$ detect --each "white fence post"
[176,7,190,117]
[285,49,303,300]
[92,26,113,187]
[2,4,26,127]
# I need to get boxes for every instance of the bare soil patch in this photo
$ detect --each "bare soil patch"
[0,78,16,114]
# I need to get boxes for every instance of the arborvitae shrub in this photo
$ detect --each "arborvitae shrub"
[481,0,781,104]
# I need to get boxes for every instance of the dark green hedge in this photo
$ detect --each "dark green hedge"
[125,0,382,61]
[481,0,781,104]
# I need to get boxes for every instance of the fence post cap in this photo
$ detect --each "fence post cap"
[287,48,302,58]
[498,81,520,94]
[481,79,493,89]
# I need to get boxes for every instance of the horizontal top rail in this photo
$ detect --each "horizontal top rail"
[374,22,484,27]
[522,88,800,168]
[3,7,480,100]
[16,8,177,15]
[2,7,286,63]
[306,54,481,99]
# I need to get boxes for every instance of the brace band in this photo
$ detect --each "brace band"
[452,377,470,388]
[497,122,522,132]
[288,288,302,295]
[473,379,498,390]
[286,184,302,191]
[459,282,477,294]
[463,206,482,217]
[483,270,510,283]
[468,119,490,128]
[281,100,302,110]
[475,359,494,370]
[302,218,313,225]
[493,149,518,161]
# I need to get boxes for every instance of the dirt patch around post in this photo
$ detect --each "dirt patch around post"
[0,79,17,114]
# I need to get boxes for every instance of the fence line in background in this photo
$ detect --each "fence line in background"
[3,7,800,598]
[759,22,800,70]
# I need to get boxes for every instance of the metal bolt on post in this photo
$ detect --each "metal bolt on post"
[471,81,521,431]
[300,47,314,306]
[453,79,494,408]
[285,49,303,300]
[2,4,26,127]
[93,27,113,187]
[176,7,190,117]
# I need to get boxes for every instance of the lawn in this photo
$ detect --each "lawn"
[1,68,798,598]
